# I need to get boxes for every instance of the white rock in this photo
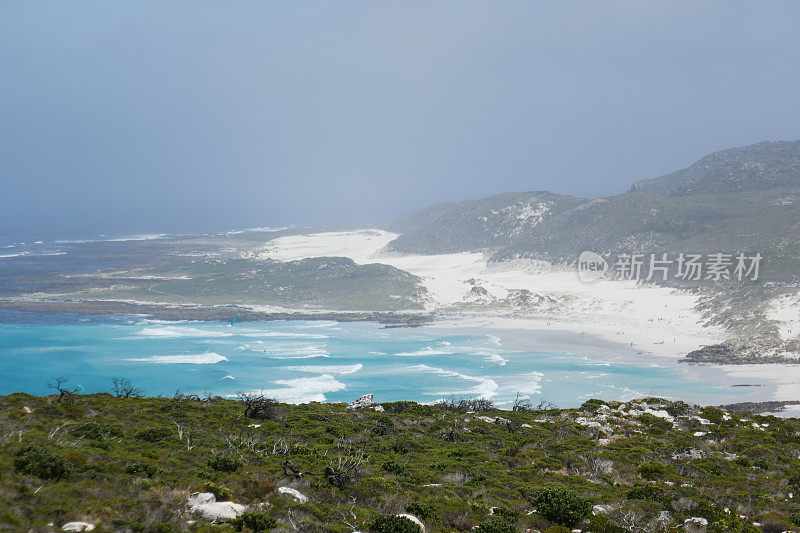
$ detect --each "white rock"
[672,449,705,460]
[277,486,309,503]
[191,502,246,523]
[188,492,245,523]
[521,423,532,428]
[62,523,95,532]
[347,394,374,410]
[188,492,216,507]
[575,417,602,428]
[21,406,33,414]
[373,405,385,412]
[396,513,424,532]
[693,431,707,437]
[592,505,611,516]
[683,517,708,533]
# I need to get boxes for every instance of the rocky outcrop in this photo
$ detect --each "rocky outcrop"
[347,394,374,410]
[187,492,245,523]
[683,338,800,365]
[61,523,95,532]
[683,517,708,533]
[277,486,309,503]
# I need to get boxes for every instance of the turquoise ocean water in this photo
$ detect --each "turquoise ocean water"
[0,312,752,407]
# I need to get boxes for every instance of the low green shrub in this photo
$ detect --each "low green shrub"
[625,483,662,501]
[580,399,607,412]
[638,461,667,479]
[474,519,520,533]
[229,511,278,532]
[125,462,160,478]
[524,487,591,527]
[369,514,421,532]
[204,481,233,501]
[404,502,435,520]
[490,507,520,522]
[70,420,124,441]
[207,456,241,473]
[134,427,172,443]
[382,460,405,475]
[12,445,72,481]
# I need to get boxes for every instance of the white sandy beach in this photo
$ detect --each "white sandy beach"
[257,229,800,406]
[259,229,726,359]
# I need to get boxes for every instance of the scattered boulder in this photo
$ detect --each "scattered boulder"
[21,406,32,414]
[592,505,611,516]
[575,417,602,429]
[277,486,309,503]
[188,492,215,507]
[684,517,708,533]
[347,394,374,410]
[672,449,705,461]
[191,502,246,523]
[62,523,95,532]
[187,492,245,523]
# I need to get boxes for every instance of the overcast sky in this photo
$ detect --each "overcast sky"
[2,1,800,236]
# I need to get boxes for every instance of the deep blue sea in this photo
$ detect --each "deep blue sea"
[0,312,751,407]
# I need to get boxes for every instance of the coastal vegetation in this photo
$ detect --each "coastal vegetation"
[3,388,800,531]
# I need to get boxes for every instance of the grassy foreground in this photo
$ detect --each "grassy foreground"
[2,393,800,532]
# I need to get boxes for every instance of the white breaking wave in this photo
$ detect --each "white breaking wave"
[268,353,331,359]
[136,326,231,338]
[513,371,544,395]
[244,343,331,358]
[0,251,66,258]
[394,346,456,357]
[236,331,329,339]
[411,364,499,399]
[283,363,363,375]
[106,234,167,242]
[243,374,346,403]
[479,352,508,365]
[126,353,228,364]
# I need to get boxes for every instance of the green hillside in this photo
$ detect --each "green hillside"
[388,141,800,284]
[3,392,800,532]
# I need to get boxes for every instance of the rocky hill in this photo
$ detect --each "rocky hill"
[629,141,800,196]
[388,141,800,284]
